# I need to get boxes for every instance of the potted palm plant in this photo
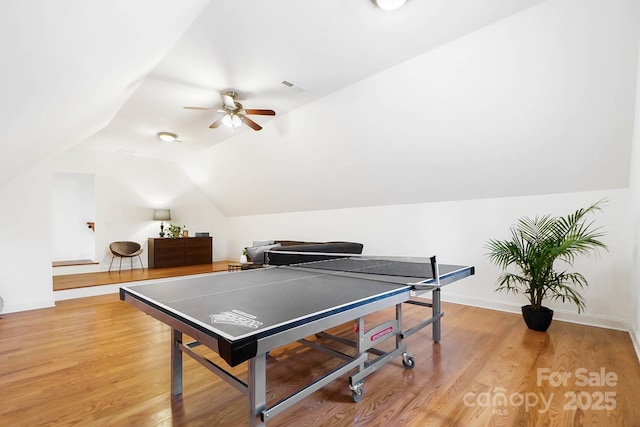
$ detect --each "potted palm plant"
[485,200,607,331]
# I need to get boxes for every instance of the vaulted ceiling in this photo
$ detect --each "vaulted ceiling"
[0,0,208,185]
[3,0,639,216]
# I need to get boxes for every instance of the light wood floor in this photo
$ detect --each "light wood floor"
[1,290,638,426]
[53,261,232,291]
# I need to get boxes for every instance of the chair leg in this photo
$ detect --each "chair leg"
[119,257,122,273]
[109,255,115,272]
[138,255,144,270]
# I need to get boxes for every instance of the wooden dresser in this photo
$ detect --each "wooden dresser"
[147,237,212,268]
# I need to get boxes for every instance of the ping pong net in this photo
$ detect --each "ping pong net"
[265,249,441,285]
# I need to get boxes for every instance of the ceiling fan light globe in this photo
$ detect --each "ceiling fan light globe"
[222,114,242,128]
[376,0,406,10]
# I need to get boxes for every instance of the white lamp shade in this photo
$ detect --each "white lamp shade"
[153,209,171,221]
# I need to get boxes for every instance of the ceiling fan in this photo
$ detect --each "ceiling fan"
[184,91,276,131]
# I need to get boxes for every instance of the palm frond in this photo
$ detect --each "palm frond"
[485,199,607,313]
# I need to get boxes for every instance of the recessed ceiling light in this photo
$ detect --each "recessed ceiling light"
[157,132,178,142]
[375,0,406,10]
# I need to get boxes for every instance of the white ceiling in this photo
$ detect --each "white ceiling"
[3,0,640,217]
[0,0,208,185]
[81,0,546,160]
[183,0,640,216]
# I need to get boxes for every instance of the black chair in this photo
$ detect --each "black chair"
[109,241,144,272]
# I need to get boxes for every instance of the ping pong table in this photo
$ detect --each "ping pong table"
[120,254,474,426]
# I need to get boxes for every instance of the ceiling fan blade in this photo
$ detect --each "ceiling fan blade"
[244,109,276,116]
[221,94,236,109]
[240,115,262,131]
[209,118,223,129]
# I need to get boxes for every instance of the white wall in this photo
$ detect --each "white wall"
[628,41,640,355]
[53,144,228,272]
[52,172,95,261]
[0,140,229,313]
[0,164,55,313]
[227,189,631,330]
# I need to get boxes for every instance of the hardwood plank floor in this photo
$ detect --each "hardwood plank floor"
[1,293,638,426]
[53,261,233,291]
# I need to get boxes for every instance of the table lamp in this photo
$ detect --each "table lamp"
[154,209,171,237]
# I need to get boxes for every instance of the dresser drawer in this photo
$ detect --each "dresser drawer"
[148,237,212,268]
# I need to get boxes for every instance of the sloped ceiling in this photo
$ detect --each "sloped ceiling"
[0,0,208,185]
[180,0,640,216]
[83,0,546,161]
[4,0,640,217]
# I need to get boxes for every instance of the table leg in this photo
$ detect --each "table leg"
[357,317,366,370]
[171,328,183,396]
[248,353,267,427]
[432,287,441,343]
[396,303,403,349]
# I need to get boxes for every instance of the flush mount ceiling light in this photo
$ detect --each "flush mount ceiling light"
[157,131,178,142]
[375,0,406,10]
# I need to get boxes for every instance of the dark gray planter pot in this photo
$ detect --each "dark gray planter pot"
[521,305,554,332]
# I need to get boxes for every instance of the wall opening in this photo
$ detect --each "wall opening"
[52,172,96,264]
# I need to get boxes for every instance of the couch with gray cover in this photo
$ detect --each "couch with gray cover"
[245,240,364,266]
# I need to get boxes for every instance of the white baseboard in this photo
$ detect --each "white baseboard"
[54,284,123,301]
[632,330,640,364]
[441,293,632,331]
[53,264,105,276]
[1,299,55,314]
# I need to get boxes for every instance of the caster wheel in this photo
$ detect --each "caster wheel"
[351,383,364,402]
[402,356,415,370]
